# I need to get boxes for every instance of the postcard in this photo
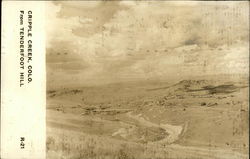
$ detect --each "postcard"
[1,1,249,159]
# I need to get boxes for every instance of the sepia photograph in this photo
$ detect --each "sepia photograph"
[45,1,249,159]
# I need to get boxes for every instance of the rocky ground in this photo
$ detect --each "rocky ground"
[46,76,249,159]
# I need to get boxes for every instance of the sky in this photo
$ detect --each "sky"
[46,1,249,88]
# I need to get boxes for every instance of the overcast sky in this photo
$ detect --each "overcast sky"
[46,1,249,88]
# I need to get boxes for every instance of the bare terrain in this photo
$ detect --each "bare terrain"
[46,75,249,159]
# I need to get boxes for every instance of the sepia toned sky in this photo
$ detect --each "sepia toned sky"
[46,1,249,87]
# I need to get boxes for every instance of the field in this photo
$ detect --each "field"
[46,75,249,159]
